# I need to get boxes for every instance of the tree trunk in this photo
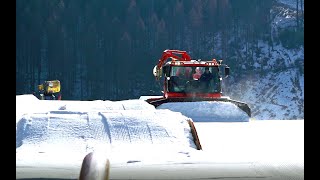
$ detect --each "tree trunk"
[296,0,299,30]
[300,0,303,26]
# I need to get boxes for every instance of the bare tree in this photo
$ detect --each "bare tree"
[296,0,299,30]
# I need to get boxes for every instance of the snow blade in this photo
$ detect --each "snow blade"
[146,97,251,118]
[223,98,251,118]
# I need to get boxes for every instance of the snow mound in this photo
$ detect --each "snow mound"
[16,109,196,156]
[16,95,155,122]
[16,94,199,164]
[157,101,250,122]
[47,99,156,112]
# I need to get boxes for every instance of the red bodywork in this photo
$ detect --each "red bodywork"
[156,49,191,69]
[156,50,221,99]
[148,49,222,105]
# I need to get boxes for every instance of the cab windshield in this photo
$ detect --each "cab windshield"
[168,66,221,93]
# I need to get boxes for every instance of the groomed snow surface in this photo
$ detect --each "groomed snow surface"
[16,95,197,163]
[16,94,303,180]
[157,101,249,122]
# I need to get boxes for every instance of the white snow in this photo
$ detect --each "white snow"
[228,67,303,120]
[157,101,249,122]
[16,94,304,179]
[226,34,304,120]
[278,0,303,10]
[16,95,198,166]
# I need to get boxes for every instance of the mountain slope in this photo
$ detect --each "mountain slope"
[224,0,304,120]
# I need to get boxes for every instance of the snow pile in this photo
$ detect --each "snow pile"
[16,94,43,122]
[16,95,197,164]
[16,95,156,122]
[157,101,249,122]
[16,110,195,152]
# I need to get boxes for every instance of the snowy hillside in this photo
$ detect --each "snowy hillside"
[278,0,304,10]
[224,0,304,120]
[226,43,303,120]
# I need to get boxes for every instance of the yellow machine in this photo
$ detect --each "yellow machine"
[37,80,62,100]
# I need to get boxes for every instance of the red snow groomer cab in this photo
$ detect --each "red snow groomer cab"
[145,49,251,117]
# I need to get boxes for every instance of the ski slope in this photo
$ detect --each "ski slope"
[16,94,304,180]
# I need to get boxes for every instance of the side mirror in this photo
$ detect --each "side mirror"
[224,66,230,78]
[153,65,162,80]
